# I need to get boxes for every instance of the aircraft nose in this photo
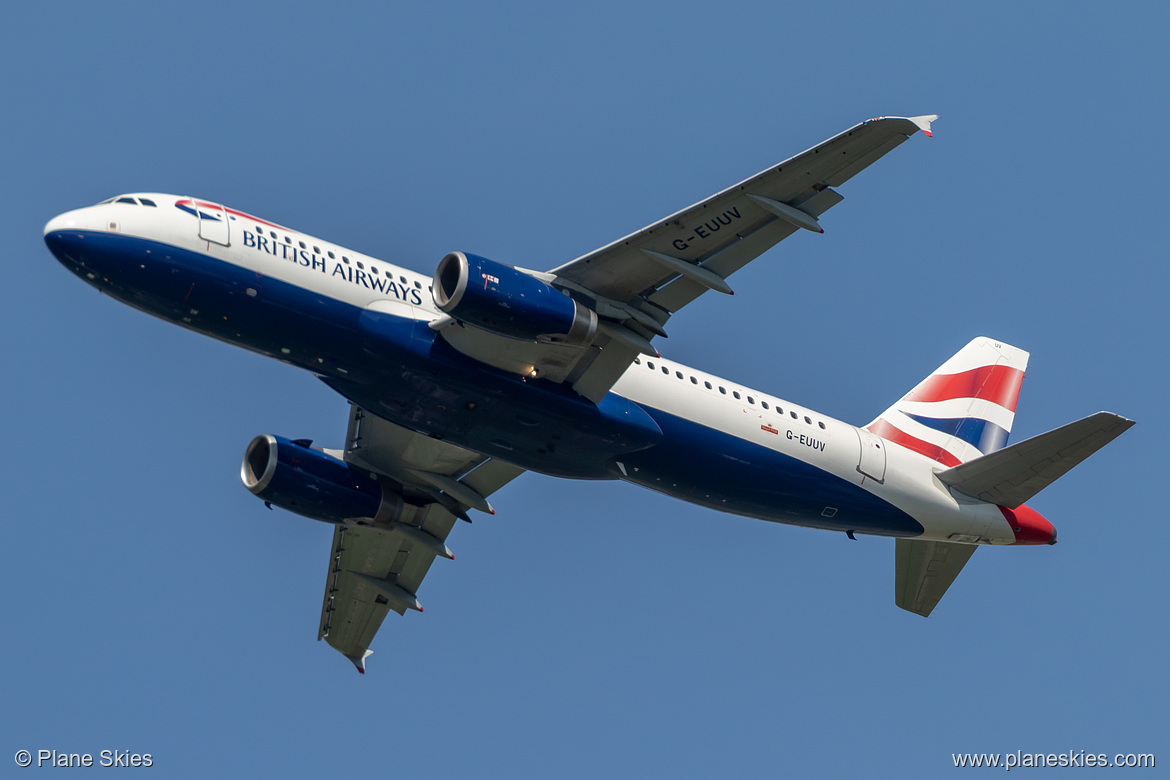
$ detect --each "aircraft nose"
[44,207,96,270]
[44,208,89,236]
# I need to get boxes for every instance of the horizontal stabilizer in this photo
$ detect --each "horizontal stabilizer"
[937,412,1134,508]
[895,539,977,617]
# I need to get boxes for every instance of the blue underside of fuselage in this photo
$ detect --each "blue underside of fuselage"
[621,408,922,535]
[45,229,920,535]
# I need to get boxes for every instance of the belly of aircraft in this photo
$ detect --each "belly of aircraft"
[617,407,923,536]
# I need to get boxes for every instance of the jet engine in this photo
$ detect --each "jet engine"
[432,252,597,345]
[241,434,403,525]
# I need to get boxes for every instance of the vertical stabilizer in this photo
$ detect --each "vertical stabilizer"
[868,337,1029,467]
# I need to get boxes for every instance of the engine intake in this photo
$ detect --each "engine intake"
[241,434,402,525]
[433,252,597,345]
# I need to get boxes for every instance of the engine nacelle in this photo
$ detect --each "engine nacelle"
[433,252,597,345]
[241,435,403,525]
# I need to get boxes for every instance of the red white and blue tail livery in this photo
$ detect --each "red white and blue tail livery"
[42,115,1134,672]
[869,337,1028,467]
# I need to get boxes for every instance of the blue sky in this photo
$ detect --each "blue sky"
[4,2,1166,776]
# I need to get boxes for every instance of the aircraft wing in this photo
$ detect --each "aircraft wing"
[430,116,936,402]
[549,115,937,401]
[317,404,525,672]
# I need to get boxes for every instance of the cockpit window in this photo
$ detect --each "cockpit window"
[98,198,115,204]
[139,198,157,207]
[116,197,138,205]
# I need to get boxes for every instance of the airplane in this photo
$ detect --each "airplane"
[43,115,1133,673]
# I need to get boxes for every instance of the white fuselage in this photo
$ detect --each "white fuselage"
[45,194,1020,545]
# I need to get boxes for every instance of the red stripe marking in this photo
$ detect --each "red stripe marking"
[904,364,1024,411]
[867,419,962,467]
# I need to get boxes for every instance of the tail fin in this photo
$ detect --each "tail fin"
[867,337,1029,467]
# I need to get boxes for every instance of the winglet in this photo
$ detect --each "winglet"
[908,114,939,137]
[349,649,374,674]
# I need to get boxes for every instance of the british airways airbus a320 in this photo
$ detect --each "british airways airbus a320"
[44,115,1132,672]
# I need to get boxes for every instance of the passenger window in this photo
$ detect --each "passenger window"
[704,381,712,389]
[328,251,335,259]
[400,276,407,284]
[371,267,379,275]
[719,387,727,394]
[690,377,697,384]
[285,236,292,244]
[647,361,655,370]
[762,401,769,410]
[790,411,798,419]
[634,357,641,365]
[675,371,683,379]
[342,256,350,264]
[804,416,811,424]
[414,281,422,288]
[357,262,365,270]
[661,366,669,374]
[748,397,755,404]
[313,246,321,254]
[298,241,306,249]
[818,421,826,430]
[733,391,741,400]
